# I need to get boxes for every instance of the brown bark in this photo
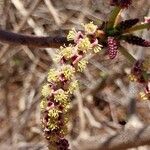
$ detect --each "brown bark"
[0,29,72,48]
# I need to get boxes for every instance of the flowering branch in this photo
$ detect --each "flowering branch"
[40,22,102,150]
[0,1,150,150]
[0,29,72,48]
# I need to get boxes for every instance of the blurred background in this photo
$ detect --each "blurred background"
[0,0,150,150]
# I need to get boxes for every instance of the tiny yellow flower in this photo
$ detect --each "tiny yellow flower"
[68,80,79,94]
[40,98,47,111]
[82,22,98,34]
[128,74,137,82]
[47,69,59,82]
[63,102,71,113]
[77,37,91,53]
[59,46,73,60]
[93,44,103,53]
[48,108,61,118]
[77,59,88,72]
[41,84,52,97]
[54,89,68,103]
[47,120,58,130]
[67,28,77,41]
[61,65,75,80]
[139,91,149,100]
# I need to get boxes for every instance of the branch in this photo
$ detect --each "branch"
[75,126,150,150]
[0,29,72,48]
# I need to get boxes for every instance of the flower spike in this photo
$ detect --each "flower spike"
[107,37,119,59]
[116,18,139,31]
[123,35,150,47]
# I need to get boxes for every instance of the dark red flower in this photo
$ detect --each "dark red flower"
[56,138,70,150]
[107,37,119,59]
[116,18,139,31]
[123,35,150,47]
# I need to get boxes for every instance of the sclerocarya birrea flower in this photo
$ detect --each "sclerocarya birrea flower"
[110,0,132,8]
[130,60,146,83]
[107,37,119,59]
[40,65,75,149]
[124,35,150,47]
[82,22,98,35]
[40,22,103,150]
[116,18,139,31]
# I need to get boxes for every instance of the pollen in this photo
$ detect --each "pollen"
[48,108,61,119]
[47,120,58,131]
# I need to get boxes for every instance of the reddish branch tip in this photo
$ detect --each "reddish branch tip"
[116,18,139,31]
[110,0,132,8]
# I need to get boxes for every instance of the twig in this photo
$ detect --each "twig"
[0,29,70,48]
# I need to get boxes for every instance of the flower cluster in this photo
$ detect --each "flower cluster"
[40,2,150,149]
[110,0,132,8]
[128,58,150,100]
[40,22,103,150]
[123,35,150,47]
[105,18,150,59]
[116,19,139,32]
